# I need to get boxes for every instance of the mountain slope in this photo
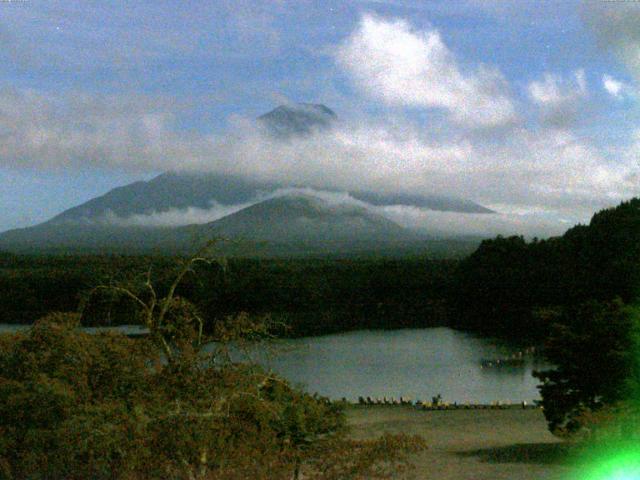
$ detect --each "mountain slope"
[45,169,491,225]
[0,103,495,254]
[0,194,426,255]
[47,172,276,224]
[34,103,491,225]
[190,194,418,244]
[349,191,494,214]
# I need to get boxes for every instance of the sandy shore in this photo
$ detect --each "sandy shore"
[346,405,576,479]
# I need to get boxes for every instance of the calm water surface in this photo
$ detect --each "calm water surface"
[249,328,548,404]
[1,324,547,404]
[0,324,148,336]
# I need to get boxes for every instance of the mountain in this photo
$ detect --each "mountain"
[43,170,490,226]
[257,103,337,137]
[0,193,428,255]
[0,103,495,254]
[46,172,277,224]
[190,194,417,244]
[35,103,489,225]
[36,103,490,224]
[348,191,493,214]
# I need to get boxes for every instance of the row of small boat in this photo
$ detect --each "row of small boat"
[480,347,537,369]
[355,396,538,410]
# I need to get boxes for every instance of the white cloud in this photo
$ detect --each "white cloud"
[620,129,640,183]
[97,201,252,227]
[1,85,639,237]
[378,205,568,238]
[211,120,640,227]
[335,14,517,128]
[0,88,211,172]
[603,74,623,98]
[602,74,636,100]
[95,188,374,228]
[527,70,588,127]
[95,186,567,238]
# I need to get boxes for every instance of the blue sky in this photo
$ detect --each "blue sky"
[1,0,640,234]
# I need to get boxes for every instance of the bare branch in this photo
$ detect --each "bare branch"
[88,285,149,313]
[158,239,224,327]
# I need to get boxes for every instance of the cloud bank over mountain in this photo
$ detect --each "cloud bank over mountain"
[87,186,564,238]
[2,11,640,236]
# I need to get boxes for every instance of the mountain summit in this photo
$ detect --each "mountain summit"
[258,103,337,137]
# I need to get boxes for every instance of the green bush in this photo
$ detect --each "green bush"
[534,300,638,436]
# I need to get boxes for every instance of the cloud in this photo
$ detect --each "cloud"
[94,188,373,228]
[0,88,210,172]
[1,85,639,237]
[97,201,252,227]
[603,74,624,98]
[94,185,566,238]
[621,129,640,179]
[583,2,640,82]
[602,73,636,100]
[335,14,517,128]
[217,120,639,219]
[378,205,568,238]
[527,70,588,127]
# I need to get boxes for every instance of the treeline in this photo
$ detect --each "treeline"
[0,254,166,325]
[449,199,640,435]
[2,198,639,343]
[0,253,456,337]
[453,198,640,342]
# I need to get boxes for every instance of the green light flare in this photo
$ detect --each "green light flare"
[577,444,640,480]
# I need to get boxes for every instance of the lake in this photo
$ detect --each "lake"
[1,324,547,404]
[0,323,149,336]
[238,328,548,404]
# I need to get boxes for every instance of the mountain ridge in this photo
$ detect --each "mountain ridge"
[257,103,337,137]
[0,103,495,254]
[0,193,436,255]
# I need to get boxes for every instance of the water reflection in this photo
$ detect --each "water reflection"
[1,324,550,404]
[0,323,149,336]
[240,328,550,404]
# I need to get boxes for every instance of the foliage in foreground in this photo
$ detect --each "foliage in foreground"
[0,312,425,480]
[534,300,640,437]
